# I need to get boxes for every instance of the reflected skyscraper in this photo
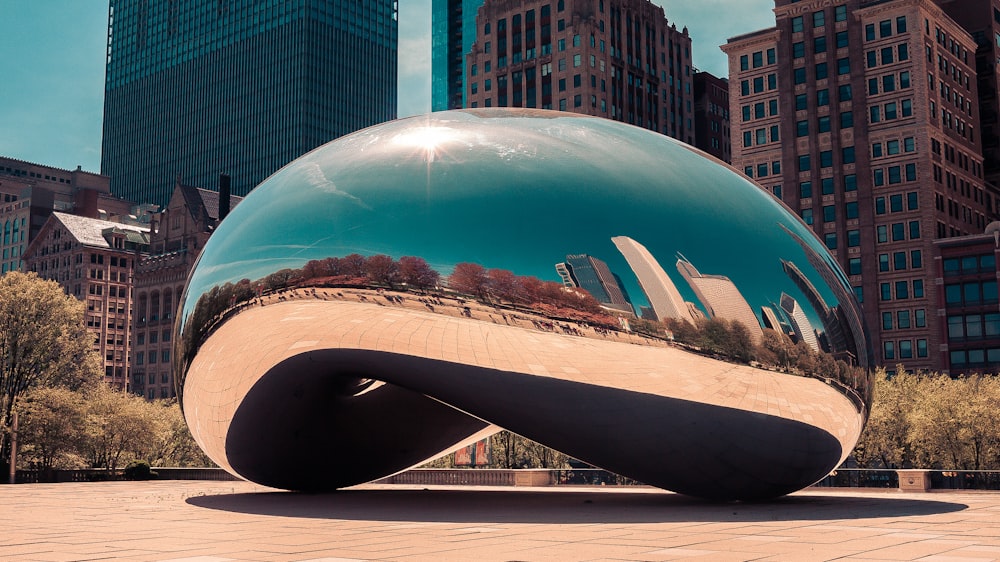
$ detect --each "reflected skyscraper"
[761,304,784,333]
[780,292,820,352]
[612,236,692,323]
[555,254,634,315]
[676,255,763,342]
[431,0,486,111]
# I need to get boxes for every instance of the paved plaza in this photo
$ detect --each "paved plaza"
[3,480,1000,561]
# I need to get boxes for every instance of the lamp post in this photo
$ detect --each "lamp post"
[7,410,16,484]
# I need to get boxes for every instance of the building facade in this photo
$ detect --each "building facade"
[555,253,634,315]
[23,213,150,390]
[0,156,140,275]
[936,0,1000,193]
[724,0,1000,371]
[131,180,241,400]
[432,0,487,110]
[693,71,732,163]
[101,0,398,207]
[463,0,695,143]
[933,225,1000,374]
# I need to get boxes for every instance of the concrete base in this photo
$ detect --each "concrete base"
[898,469,931,492]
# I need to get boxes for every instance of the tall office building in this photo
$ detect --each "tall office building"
[555,253,634,315]
[432,0,487,111]
[724,0,1000,371]
[693,71,732,163]
[463,0,695,143]
[101,0,398,208]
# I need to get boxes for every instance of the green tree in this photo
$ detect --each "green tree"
[143,399,213,467]
[16,386,88,471]
[0,271,102,471]
[83,384,160,472]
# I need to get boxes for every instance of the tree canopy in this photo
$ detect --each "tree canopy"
[0,271,103,470]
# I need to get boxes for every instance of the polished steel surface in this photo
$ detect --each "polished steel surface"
[174,109,873,500]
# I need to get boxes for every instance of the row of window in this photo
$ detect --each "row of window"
[792,31,849,58]
[949,348,1000,368]
[739,73,777,95]
[134,350,171,365]
[947,313,1000,341]
[875,192,919,215]
[944,281,999,307]
[865,17,907,42]
[741,125,780,149]
[865,43,909,68]
[870,99,913,123]
[872,137,915,158]
[942,254,996,276]
[739,48,775,70]
[797,147,856,172]
[793,59,851,83]
[873,163,918,186]
[876,221,922,243]
[883,338,928,360]
[801,202,859,225]
[881,308,927,330]
[879,279,925,301]
[798,175,858,198]
[878,250,923,272]
[741,99,777,122]
[796,84,851,111]
[789,5,848,33]
[868,71,911,96]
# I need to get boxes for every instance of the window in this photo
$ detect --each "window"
[802,208,814,224]
[867,51,877,68]
[898,43,909,61]
[911,249,922,268]
[881,283,892,301]
[871,106,881,123]
[869,78,879,95]
[823,205,836,222]
[793,42,805,58]
[820,150,833,168]
[767,48,776,64]
[817,89,829,106]
[849,258,862,275]
[836,31,849,49]
[877,225,888,242]
[898,310,911,329]
[896,281,909,299]
[796,94,808,110]
[880,19,892,38]
[813,10,825,28]
[837,58,850,75]
[843,146,855,164]
[769,99,778,116]
[909,220,921,239]
[752,51,763,68]
[835,6,847,22]
[797,120,809,137]
[885,102,898,120]
[881,46,894,64]
[815,62,828,80]
[799,155,811,171]
[913,279,924,298]
[883,312,894,330]
[794,68,806,84]
[899,340,913,359]
[841,111,854,128]
[866,23,876,41]
[740,54,749,70]
[846,201,859,219]
[844,174,857,191]
[839,84,852,101]
[815,36,827,53]
[876,197,887,215]
[825,233,837,249]
[896,16,907,33]
[792,16,804,33]
[822,177,835,195]
[915,309,926,327]
[892,222,905,241]
[894,251,907,270]
[848,229,860,247]
[799,181,812,198]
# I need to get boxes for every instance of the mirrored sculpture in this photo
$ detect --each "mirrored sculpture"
[175,109,873,500]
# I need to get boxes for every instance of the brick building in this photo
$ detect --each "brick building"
[724,0,1000,371]
[464,0,695,143]
[23,213,150,390]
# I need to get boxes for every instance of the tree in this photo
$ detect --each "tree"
[16,387,88,472]
[398,256,440,290]
[448,263,489,298]
[143,400,213,468]
[363,254,399,287]
[83,384,160,472]
[0,271,103,471]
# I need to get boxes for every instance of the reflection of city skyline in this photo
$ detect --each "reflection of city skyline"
[676,254,763,343]
[555,254,635,316]
[780,292,820,353]
[611,236,694,323]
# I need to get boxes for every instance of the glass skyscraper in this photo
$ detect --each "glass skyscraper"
[431,0,485,111]
[102,1,398,207]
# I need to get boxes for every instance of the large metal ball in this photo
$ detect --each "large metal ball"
[175,109,872,500]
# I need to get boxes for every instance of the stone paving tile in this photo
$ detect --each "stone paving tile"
[4,481,1000,561]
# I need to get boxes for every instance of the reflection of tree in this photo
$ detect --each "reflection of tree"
[398,256,441,289]
[363,254,399,288]
[447,263,489,298]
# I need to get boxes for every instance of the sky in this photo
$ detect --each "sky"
[0,0,774,175]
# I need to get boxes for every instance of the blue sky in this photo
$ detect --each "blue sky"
[0,0,774,174]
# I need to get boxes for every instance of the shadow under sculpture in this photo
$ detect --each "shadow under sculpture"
[174,109,874,501]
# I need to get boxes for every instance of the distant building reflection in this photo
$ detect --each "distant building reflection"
[555,254,635,316]
[780,292,820,353]
[611,236,693,323]
[676,254,763,344]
